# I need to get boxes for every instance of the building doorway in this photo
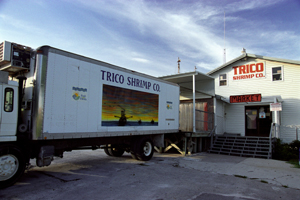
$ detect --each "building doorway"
[245,105,272,137]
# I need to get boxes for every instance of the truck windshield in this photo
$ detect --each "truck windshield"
[4,88,14,112]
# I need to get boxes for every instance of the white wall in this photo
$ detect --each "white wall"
[42,51,180,139]
[215,99,225,135]
[210,57,300,143]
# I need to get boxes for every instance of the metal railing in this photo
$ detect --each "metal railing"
[269,123,278,158]
[269,123,276,138]
[210,125,217,148]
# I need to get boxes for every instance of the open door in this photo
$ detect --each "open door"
[245,106,272,137]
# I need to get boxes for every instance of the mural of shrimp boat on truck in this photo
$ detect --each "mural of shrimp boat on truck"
[102,85,159,126]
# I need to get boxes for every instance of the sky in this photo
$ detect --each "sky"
[1,0,300,77]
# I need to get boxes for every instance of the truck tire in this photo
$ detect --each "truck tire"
[108,146,125,157]
[104,145,112,156]
[135,137,154,161]
[0,146,26,189]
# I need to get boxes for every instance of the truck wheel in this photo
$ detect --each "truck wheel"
[0,146,26,189]
[135,138,154,161]
[108,146,125,157]
[104,145,112,156]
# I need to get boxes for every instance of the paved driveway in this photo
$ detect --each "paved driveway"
[1,150,299,200]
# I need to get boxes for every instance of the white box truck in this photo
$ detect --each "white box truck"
[0,41,180,188]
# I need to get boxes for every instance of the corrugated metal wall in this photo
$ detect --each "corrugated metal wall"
[179,102,210,132]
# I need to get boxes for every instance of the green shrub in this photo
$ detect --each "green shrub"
[290,140,300,154]
[273,139,299,161]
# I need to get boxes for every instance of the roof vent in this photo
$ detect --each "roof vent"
[241,48,246,54]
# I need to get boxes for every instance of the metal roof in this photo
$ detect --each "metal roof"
[159,71,214,83]
[159,71,215,97]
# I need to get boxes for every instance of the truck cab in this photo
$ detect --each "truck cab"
[0,41,31,188]
[0,41,32,141]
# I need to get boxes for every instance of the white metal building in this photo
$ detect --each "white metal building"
[208,51,300,143]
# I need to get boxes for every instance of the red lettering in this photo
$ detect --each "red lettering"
[240,65,246,74]
[233,66,238,75]
[256,73,264,78]
[256,63,264,72]
[249,64,256,73]
[245,64,249,73]
[233,63,264,78]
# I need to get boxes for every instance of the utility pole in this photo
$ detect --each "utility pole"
[223,11,226,64]
[177,57,181,73]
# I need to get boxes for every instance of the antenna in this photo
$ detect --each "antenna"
[177,57,181,73]
[223,11,226,64]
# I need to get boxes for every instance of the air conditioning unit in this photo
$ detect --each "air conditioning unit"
[0,41,32,75]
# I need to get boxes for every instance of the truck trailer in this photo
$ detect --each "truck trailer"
[0,41,180,188]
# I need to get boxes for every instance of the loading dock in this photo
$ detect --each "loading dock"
[160,71,216,155]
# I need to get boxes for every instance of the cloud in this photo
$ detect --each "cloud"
[86,0,298,71]
[72,0,225,66]
[0,14,43,35]
[131,57,150,63]
[1,0,299,77]
[224,0,284,12]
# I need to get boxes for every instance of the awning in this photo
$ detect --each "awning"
[159,71,215,98]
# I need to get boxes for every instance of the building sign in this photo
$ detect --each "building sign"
[232,62,265,80]
[270,103,282,111]
[230,94,261,103]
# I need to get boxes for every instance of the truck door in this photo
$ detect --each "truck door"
[0,85,18,137]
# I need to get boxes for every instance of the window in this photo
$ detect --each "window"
[219,74,227,86]
[4,88,14,112]
[272,66,283,81]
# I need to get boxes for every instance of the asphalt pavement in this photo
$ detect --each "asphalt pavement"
[1,150,299,200]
